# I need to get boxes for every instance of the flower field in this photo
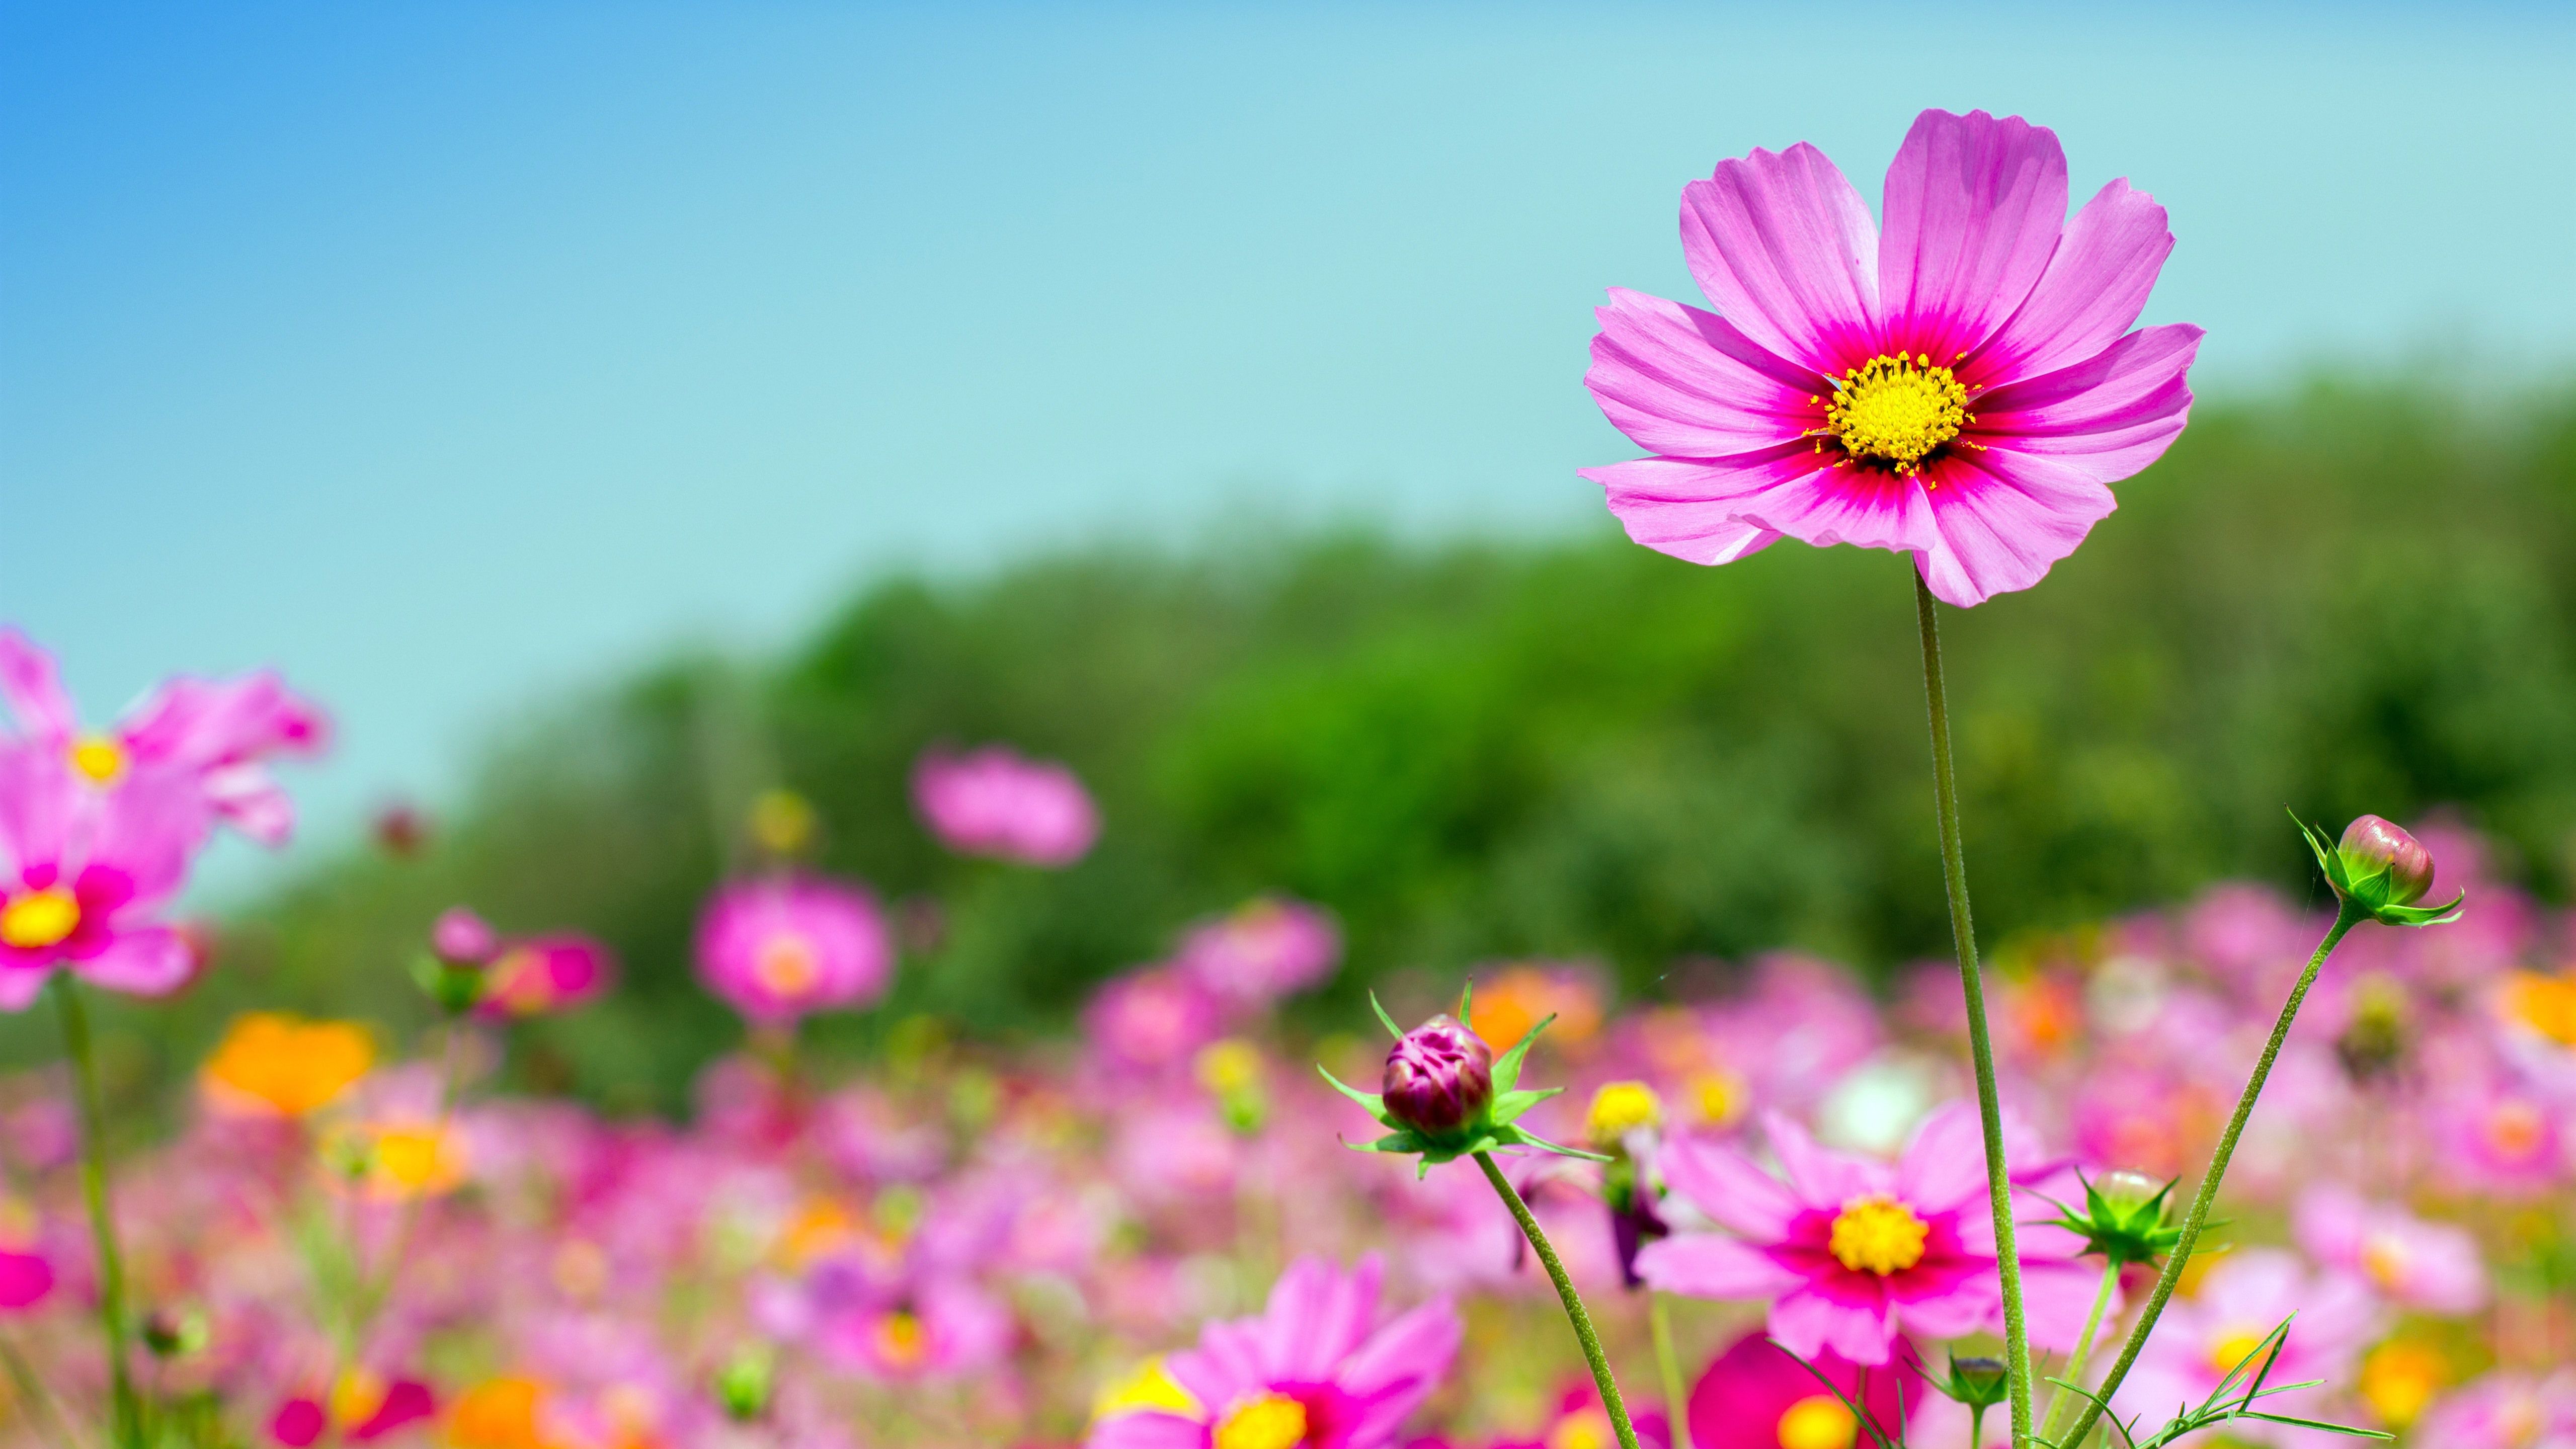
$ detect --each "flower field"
[8,103,2576,1449]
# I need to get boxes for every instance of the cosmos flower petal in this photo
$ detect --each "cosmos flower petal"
[1086,1410,1207,1449]
[1769,1285,1896,1366]
[1582,450,1812,566]
[0,629,77,741]
[1337,1300,1463,1442]
[1586,288,1822,457]
[0,750,75,878]
[1891,1276,1994,1341]
[1911,448,2119,608]
[1658,1131,1803,1237]
[1679,142,1880,374]
[202,765,296,848]
[1974,179,2175,383]
[1168,1324,1265,1414]
[1262,1253,1379,1384]
[0,964,51,1010]
[1878,109,2068,361]
[1974,324,2204,482]
[1763,1110,1887,1205]
[1635,1232,1805,1301]
[1895,1102,1991,1215]
[68,926,195,997]
[121,673,332,770]
[2019,1258,2121,1353]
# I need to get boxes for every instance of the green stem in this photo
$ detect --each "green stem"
[349,1019,465,1347]
[1475,1152,1642,1449]
[53,979,140,1449]
[2055,901,2364,1448]
[1912,566,2034,1447]
[2038,1258,2122,1443]
[1648,1291,1693,1449]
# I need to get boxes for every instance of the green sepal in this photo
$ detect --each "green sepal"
[1490,1012,1555,1097]
[2292,811,2466,929]
[1317,1064,1388,1119]
[1368,990,1404,1038]
[2377,895,2465,926]
[1494,1122,1611,1163]
[1491,1086,1559,1125]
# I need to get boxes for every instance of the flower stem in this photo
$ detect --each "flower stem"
[2054,901,2364,1448]
[1475,1151,1642,1449]
[53,978,140,1449]
[1912,566,2033,1447]
[2038,1258,2122,1442]
[1649,1291,1693,1449]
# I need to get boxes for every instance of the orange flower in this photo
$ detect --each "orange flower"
[448,1377,549,1449]
[2504,971,2576,1048]
[1471,965,1603,1055]
[200,1013,374,1117]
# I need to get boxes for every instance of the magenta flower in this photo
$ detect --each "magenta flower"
[1684,1329,1909,1449]
[1177,896,1341,1007]
[0,749,205,1008]
[1636,1103,2099,1365]
[693,875,892,1025]
[0,1245,53,1311]
[2113,1249,2379,1445]
[1088,1255,1460,1449]
[475,933,616,1019]
[912,745,1099,867]
[0,626,328,846]
[2413,1371,2576,1449]
[1083,965,1228,1077]
[2293,1183,2488,1315]
[1581,108,2200,606]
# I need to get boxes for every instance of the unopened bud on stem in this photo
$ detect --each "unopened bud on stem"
[1381,1015,1492,1137]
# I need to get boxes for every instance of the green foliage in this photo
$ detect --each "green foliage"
[24,376,2576,1113]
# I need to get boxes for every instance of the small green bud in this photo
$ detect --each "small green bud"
[1937,1354,2009,1411]
[2040,1168,2186,1268]
[714,1347,773,1422]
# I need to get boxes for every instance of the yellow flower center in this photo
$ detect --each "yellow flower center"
[1195,1038,1264,1096]
[1092,1356,1203,1421]
[364,1123,468,1198]
[753,932,822,996]
[69,737,127,785]
[1547,1408,1615,1449]
[2207,1330,2267,1376]
[1817,354,1972,474]
[1688,1068,1745,1126]
[0,888,79,950]
[872,1310,927,1369]
[2360,1233,2410,1291]
[2358,1341,2446,1428]
[1776,1394,1859,1449]
[2487,1101,2546,1160]
[1213,1392,1308,1449]
[1584,1081,1663,1147]
[1827,1193,1928,1275]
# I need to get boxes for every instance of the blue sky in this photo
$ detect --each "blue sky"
[5,2,2573,894]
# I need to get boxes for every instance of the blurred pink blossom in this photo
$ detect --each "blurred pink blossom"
[2115,1248,2379,1446]
[0,748,206,1007]
[694,875,892,1026]
[912,745,1099,867]
[1175,896,1340,1007]
[2293,1183,2487,1314]
[477,934,616,1019]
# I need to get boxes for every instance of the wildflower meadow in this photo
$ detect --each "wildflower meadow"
[8,100,2576,1449]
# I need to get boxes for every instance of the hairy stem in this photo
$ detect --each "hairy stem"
[1475,1152,1642,1449]
[1912,566,2033,1446]
[2056,901,2364,1448]
[1649,1291,1693,1449]
[2038,1258,2123,1443]
[54,979,140,1449]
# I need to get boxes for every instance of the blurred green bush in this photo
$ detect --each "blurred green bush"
[24,377,2576,1113]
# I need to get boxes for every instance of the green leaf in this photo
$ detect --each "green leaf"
[1490,1012,1556,1096]
[1458,979,1474,1033]
[1497,1123,1611,1162]
[1369,991,1404,1039]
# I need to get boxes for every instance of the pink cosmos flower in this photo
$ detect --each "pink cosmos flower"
[1176,896,1341,1008]
[2113,1249,2379,1446]
[912,745,1099,867]
[0,626,328,846]
[2292,1183,2487,1315]
[1083,966,1228,1078]
[1484,1381,1670,1449]
[1581,109,2200,606]
[0,749,205,1008]
[693,875,892,1026]
[1088,1255,1461,1449]
[1636,1103,2100,1365]
[2413,1371,2576,1449]
[0,1245,53,1311]
[1683,1329,1910,1449]
[475,934,617,1019]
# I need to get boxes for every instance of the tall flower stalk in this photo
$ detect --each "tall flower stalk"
[55,977,141,1449]
[1912,567,2036,1446]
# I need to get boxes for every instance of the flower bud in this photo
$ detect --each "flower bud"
[431,908,498,968]
[714,1347,773,1422]
[2338,816,2435,907]
[2092,1169,2163,1213]
[1940,1354,2009,1410]
[1381,1014,1492,1137]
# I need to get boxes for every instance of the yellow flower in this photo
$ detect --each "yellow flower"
[1583,1081,1662,1148]
[201,1013,374,1117]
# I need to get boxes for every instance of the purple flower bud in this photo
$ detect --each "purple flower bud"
[431,908,498,968]
[1381,1014,1492,1136]
[2339,815,2435,906]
